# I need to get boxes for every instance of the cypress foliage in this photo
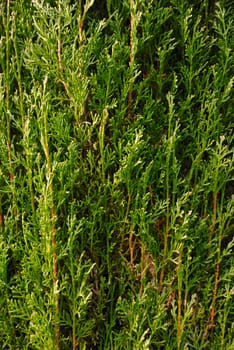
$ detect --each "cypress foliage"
[0,1,233,349]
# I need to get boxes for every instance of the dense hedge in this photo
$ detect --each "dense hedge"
[0,1,233,349]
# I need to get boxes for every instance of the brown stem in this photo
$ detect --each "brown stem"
[72,333,76,350]
[79,18,84,46]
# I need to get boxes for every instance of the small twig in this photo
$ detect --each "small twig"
[57,38,63,73]
[129,229,135,271]
[140,247,156,294]
[79,17,84,46]
[57,79,74,102]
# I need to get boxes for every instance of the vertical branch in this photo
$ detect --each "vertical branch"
[129,228,135,271]
[57,1,63,73]
[128,0,134,117]
[158,136,171,292]
[5,0,12,172]
[177,244,183,349]
[78,13,84,47]
[78,0,84,47]
[51,205,60,350]
[159,93,176,292]
[12,13,25,132]
[140,244,146,295]
[120,193,131,252]
[55,12,62,345]
[205,136,227,338]
[205,213,222,338]
[124,194,136,272]
[99,108,109,181]
[57,34,63,73]
[210,259,220,327]
[204,249,220,338]
[41,77,60,350]
[12,12,36,221]
[72,332,76,350]
[0,194,3,232]
[5,0,17,227]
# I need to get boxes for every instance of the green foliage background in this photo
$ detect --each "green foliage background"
[0,0,233,349]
